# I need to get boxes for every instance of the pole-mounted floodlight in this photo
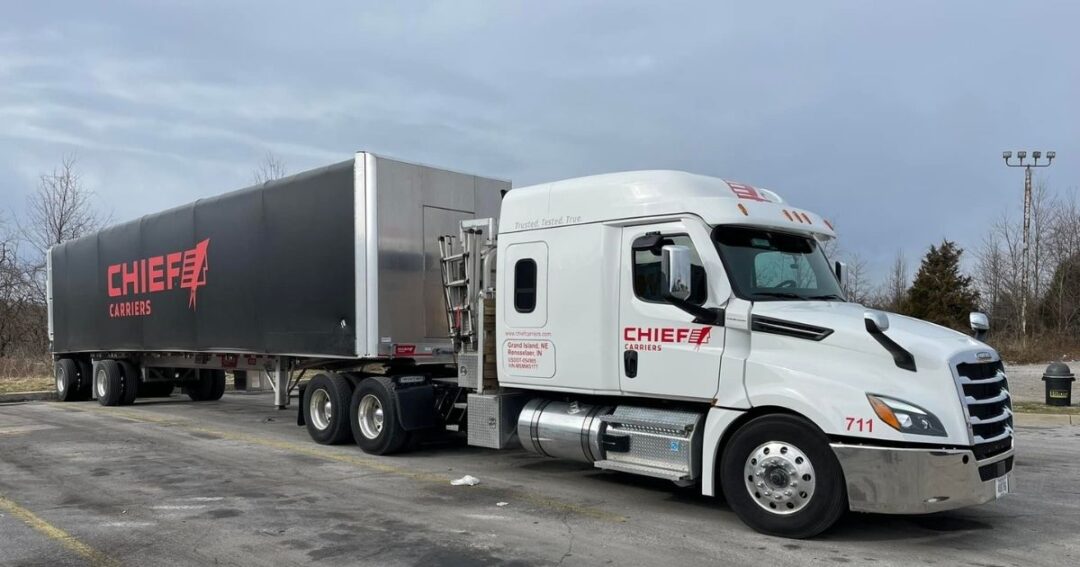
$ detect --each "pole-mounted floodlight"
[1001,149,1056,339]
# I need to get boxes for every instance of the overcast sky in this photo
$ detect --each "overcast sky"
[2,1,1077,279]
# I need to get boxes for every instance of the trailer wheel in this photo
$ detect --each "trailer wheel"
[118,361,140,405]
[55,359,83,402]
[303,373,354,445]
[186,370,226,402]
[349,377,409,455]
[75,359,94,399]
[720,414,846,539]
[142,382,175,397]
[94,360,124,406]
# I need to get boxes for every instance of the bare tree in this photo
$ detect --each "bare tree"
[252,151,288,185]
[1042,187,1080,334]
[21,154,107,257]
[840,252,872,304]
[0,216,41,357]
[880,250,909,311]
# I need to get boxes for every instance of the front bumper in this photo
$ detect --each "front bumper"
[831,443,1013,514]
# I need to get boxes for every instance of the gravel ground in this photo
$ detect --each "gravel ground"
[1004,362,1077,403]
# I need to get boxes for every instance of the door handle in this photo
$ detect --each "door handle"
[623,350,638,378]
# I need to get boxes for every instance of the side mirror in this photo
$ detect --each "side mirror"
[834,261,849,290]
[969,312,989,342]
[661,245,692,301]
[864,310,890,333]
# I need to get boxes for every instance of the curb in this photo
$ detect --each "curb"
[0,391,57,404]
[1014,412,1078,427]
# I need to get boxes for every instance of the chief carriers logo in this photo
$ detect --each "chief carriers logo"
[623,326,712,351]
[105,239,210,318]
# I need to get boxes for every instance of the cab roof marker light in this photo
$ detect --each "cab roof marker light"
[824,219,834,230]
[782,210,793,221]
[801,212,812,224]
[737,203,749,216]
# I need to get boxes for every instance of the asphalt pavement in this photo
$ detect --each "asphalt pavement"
[0,393,1076,566]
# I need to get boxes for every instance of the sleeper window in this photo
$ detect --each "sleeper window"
[514,259,537,313]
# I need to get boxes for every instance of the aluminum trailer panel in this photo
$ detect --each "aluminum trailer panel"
[49,152,507,360]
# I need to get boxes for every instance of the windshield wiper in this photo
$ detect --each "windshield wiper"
[806,294,845,301]
[751,292,807,300]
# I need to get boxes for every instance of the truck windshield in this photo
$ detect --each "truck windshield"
[712,226,846,302]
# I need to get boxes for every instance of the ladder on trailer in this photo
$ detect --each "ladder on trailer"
[438,219,498,392]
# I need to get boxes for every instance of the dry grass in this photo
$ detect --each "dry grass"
[0,357,53,394]
[1013,401,1080,415]
[995,335,1079,365]
[0,375,53,394]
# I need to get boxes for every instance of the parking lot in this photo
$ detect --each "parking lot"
[0,394,1077,567]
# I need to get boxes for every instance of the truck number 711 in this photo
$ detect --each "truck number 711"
[845,417,873,433]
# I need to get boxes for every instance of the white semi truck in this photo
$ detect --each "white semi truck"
[49,153,1012,538]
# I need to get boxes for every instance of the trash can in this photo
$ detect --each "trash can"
[1042,362,1075,407]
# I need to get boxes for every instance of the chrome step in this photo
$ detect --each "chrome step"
[594,460,690,482]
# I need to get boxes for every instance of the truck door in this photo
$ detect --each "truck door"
[619,223,724,400]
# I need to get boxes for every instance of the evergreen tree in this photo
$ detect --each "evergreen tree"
[904,240,979,330]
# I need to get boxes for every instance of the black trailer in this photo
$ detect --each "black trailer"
[48,152,506,412]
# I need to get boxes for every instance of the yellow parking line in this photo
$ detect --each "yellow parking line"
[0,494,118,567]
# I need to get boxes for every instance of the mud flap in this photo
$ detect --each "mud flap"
[394,383,436,431]
[296,383,307,426]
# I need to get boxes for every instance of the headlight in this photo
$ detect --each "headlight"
[866,394,947,437]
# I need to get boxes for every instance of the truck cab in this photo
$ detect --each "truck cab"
[488,170,1012,537]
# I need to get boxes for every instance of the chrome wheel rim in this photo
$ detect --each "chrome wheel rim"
[95,368,107,399]
[357,394,384,440]
[744,441,817,515]
[309,388,333,431]
[56,367,65,393]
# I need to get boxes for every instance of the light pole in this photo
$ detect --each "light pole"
[1002,150,1055,338]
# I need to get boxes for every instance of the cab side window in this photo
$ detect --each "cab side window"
[514,259,537,313]
[632,234,707,305]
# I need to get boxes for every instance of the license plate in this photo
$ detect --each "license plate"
[995,474,1010,498]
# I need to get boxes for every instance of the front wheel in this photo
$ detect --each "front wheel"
[720,414,847,538]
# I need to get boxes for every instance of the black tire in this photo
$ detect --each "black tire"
[75,359,94,399]
[141,382,176,397]
[303,373,354,445]
[349,377,409,455]
[94,360,124,407]
[186,369,226,402]
[720,414,847,539]
[118,361,140,406]
[55,359,81,402]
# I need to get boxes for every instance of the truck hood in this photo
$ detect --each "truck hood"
[750,301,992,365]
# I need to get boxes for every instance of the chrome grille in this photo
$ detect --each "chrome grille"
[956,361,1013,459]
